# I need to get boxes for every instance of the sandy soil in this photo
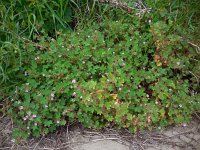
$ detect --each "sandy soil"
[0,114,200,150]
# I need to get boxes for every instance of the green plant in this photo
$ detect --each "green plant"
[7,8,199,140]
[0,0,101,99]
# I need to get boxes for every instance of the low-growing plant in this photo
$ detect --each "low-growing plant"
[7,8,199,140]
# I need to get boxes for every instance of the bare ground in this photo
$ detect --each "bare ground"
[0,113,200,150]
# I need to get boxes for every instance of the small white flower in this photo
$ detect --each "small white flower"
[155,101,158,104]
[51,93,55,97]
[62,45,64,48]
[26,83,29,86]
[169,88,172,91]
[56,120,60,124]
[34,122,37,126]
[177,62,181,66]
[82,61,85,64]
[32,114,37,118]
[143,42,146,45]
[158,127,161,130]
[51,38,55,41]
[80,96,83,99]
[27,126,30,130]
[119,87,122,91]
[108,48,111,51]
[19,106,24,110]
[72,92,76,96]
[24,71,28,76]
[182,123,187,127]
[113,52,115,54]
[179,104,182,108]
[122,52,124,55]
[148,19,152,23]
[59,55,62,57]
[25,89,29,93]
[72,79,76,84]
[17,101,21,104]
[107,79,110,82]
[138,85,142,88]
[128,90,130,93]
[11,139,15,143]
[23,117,27,121]
[122,63,126,66]
[34,56,40,61]
[146,94,149,98]
[45,105,48,108]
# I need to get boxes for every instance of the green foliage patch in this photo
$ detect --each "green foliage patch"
[8,10,199,140]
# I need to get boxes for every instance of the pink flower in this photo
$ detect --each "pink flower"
[72,79,76,84]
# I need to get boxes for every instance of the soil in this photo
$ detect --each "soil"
[0,113,200,150]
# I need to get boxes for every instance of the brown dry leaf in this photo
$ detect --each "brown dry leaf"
[146,115,151,124]
[110,94,118,100]
[154,54,161,62]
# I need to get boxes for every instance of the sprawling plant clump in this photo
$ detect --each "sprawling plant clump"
[8,10,199,140]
